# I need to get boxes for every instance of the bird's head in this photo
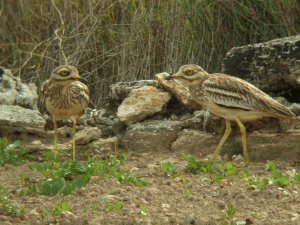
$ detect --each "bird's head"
[50,65,81,81]
[166,64,208,82]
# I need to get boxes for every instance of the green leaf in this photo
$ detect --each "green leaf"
[40,178,65,196]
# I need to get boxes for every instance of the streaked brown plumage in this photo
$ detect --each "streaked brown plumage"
[169,64,296,165]
[38,65,89,160]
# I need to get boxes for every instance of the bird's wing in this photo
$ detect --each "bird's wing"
[202,73,295,117]
[70,81,90,110]
[37,80,51,115]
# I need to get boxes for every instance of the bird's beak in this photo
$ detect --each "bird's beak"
[165,72,182,80]
[71,74,81,79]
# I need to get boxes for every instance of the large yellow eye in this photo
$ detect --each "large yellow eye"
[186,70,194,75]
[59,70,70,76]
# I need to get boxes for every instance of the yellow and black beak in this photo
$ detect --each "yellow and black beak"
[71,74,81,79]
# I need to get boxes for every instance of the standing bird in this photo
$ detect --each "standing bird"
[167,64,297,165]
[38,65,89,160]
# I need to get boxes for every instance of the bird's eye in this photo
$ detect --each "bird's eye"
[59,70,69,76]
[186,70,194,75]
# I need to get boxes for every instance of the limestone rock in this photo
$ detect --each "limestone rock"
[0,67,38,109]
[171,128,300,162]
[90,137,118,153]
[0,105,45,136]
[171,129,217,156]
[75,127,102,145]
[122,119,183,152]
[223,35,300,103]
[155,72,201,111]
[117,86,171,124]
[108,80,159,111]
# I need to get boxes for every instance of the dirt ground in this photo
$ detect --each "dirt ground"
[0,134,300,225]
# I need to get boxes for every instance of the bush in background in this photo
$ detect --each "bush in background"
[1,0,299,106]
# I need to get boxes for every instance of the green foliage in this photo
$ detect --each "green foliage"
[243,161,300,189]
[242,171,270,190]
[222,203,237,224]
[103,199,124,212]
[24,156,148,196]
[47,201,72,216]
[182,154,237,183]
[222,203,247,225]
[1,1,299,107]
[161,161,178,177]
[0,137,28,166]
[0,185,25,217]
[267,160,291,187]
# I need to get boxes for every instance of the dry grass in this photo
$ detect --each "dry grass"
[1,0,299,107]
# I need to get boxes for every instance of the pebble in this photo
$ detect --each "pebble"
[130,167,139,172]
[61,211,77,220]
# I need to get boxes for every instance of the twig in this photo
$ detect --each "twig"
[51,0,68,65]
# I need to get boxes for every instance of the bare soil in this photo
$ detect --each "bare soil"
[0,134,300,225]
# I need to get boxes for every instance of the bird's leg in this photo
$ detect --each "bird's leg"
[71,119,76,161]
[235,118,249,165]
[53,116,58,157]
[212,119,232,161]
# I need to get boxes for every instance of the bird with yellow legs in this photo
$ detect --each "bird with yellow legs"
[38,65,89,161]
[167,64,297,165]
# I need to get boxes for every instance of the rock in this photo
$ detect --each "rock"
[222,35,300,103]
[122,119,184,152]
[247,131,300,162]
[171,129,217,156]
[117,86,171,124]
[0,105,45,136]
[170,127,300,161]
[156,72,201,111]
[108,80,159,112]
[96,116,114,126]
[0,67,38,109]
[60,211,77,220]
[109,80,158,102]
[75,127,102,145]
[90,137,118,153]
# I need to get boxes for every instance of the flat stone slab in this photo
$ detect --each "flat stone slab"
[0,105,45,136]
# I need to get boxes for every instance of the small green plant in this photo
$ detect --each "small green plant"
[24,155,148,196]
[243,172,270,190]
[182,154,237,183]
[0,185,25,217]
[222,203,237,224]
[103,199,123,212]
[47,201,72,216]
[222,203,247,225]
[0,137,28,166]
[140,205,148,216]
[161,161,178,177]
[267,160,290,187]
[243,161,300,189]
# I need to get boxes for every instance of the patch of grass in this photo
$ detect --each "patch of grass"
[182,153,237,183]
[23,155,148,196]
[103,199,124,212]
[222,203,247,225]
[161,161,178,177]
[0,185,25,217]
[222,203,237,224]
[46,201,72,216]
[0,137,29,166]
[243,160,300,189]
[243,172,270,190]
[267,160,291,187]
